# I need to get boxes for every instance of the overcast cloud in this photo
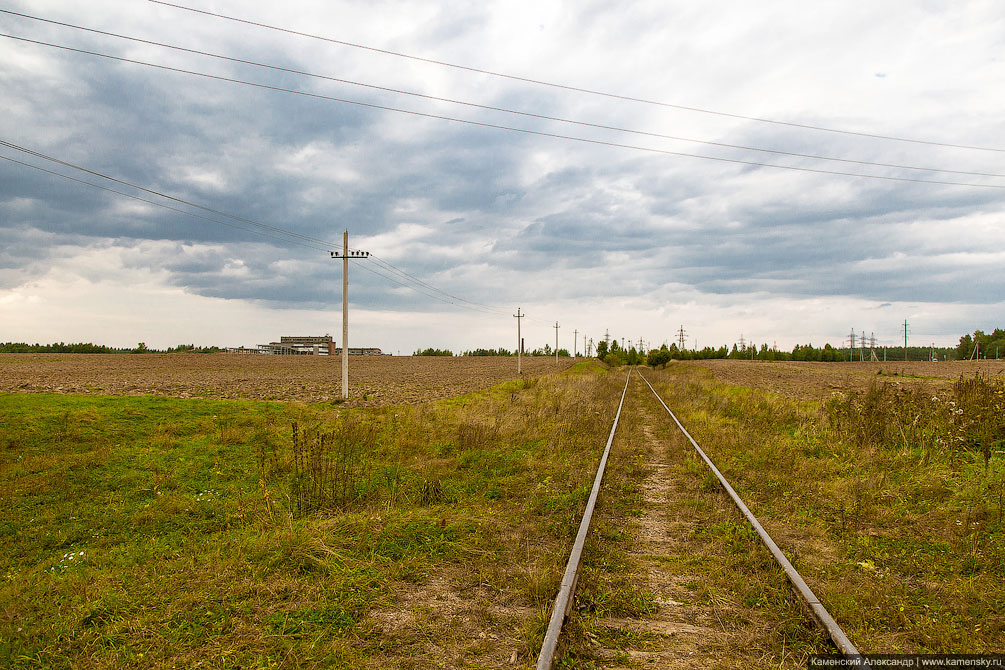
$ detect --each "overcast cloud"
[2,0,1004,354]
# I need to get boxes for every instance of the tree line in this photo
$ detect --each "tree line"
[956,328,1005,360]
[0,342,223,354]
[593,333,998,368]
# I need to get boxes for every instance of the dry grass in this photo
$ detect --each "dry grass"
[557,374,830,669]
[638,363,1005,654]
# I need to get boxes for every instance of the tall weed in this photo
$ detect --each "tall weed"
[290,417,377,517]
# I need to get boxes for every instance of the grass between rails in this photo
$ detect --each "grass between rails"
[640,364,1005,654]
[556,376,830,669]
[0,360,623,668]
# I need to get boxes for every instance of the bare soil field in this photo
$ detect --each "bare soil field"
[687,359,1005,400]
[0,353,575,405]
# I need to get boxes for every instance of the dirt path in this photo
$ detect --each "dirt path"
[578,375,829,668]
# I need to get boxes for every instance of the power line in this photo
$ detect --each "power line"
[0,138,341,248]
[148,0,1005,154]
[367,255,509,316]
[4,10,1002,179]
[1,141,514,316]
[5,33,1004,191]
[0,152,330,252]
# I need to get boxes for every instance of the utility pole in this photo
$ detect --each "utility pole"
[860,327,866,362]
[904,320,909,361]
[513,308,524,374]
[583,334,587,358]
[554,321,562,363]
[330,231,369,399]
[573,329,578,357]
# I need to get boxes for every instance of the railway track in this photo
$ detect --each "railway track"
[537,367,862,669]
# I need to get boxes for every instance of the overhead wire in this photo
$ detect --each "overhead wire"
[147,0,1005,154]
[0,140,521,316]
[0,152,330,252]
[3,9,1002,179]
[0,138,341,248]
[3,33,1004,191]
[367,255,510,316]
[352,261,507,316]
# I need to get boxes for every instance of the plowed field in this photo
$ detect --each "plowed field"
[0,354,575,406]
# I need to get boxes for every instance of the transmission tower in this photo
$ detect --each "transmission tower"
[675,325,687,351]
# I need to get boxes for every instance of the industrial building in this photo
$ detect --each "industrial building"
[230,335,383,356]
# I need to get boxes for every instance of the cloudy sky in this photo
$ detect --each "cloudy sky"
[2,0,1003,354]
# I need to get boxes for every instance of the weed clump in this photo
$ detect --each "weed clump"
[290,418,377,517]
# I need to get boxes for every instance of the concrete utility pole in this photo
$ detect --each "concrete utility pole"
[330,231,369,399]
[553,322,560,364]
[514,308,524,374]
[573,329,578,357]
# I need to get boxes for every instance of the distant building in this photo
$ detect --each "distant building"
[255,335,335,355]
[244,336,383,356]
[334,347,383,356]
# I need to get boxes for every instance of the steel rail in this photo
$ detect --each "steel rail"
[635,368,864,660]
[536,369,632,670]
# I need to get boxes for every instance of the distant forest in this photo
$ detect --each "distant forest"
[0,342,223,354]
[4,328,1001,360]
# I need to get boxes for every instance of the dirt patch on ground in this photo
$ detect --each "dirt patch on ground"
[687,360,1005,400]
[0,353,576,406]
[365,569,535,668]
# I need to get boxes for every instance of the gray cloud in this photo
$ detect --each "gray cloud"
[3,0,1004,350]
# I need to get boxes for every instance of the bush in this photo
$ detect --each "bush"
[603,352,624,367]
[414,348,453,356]
[647,349,672,368]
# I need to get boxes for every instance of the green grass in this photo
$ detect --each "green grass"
[0,361,624,668]
[641,365,1005,654]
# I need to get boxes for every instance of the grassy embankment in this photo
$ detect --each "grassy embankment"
[638,364,1004,653]
[0,360,633,668]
